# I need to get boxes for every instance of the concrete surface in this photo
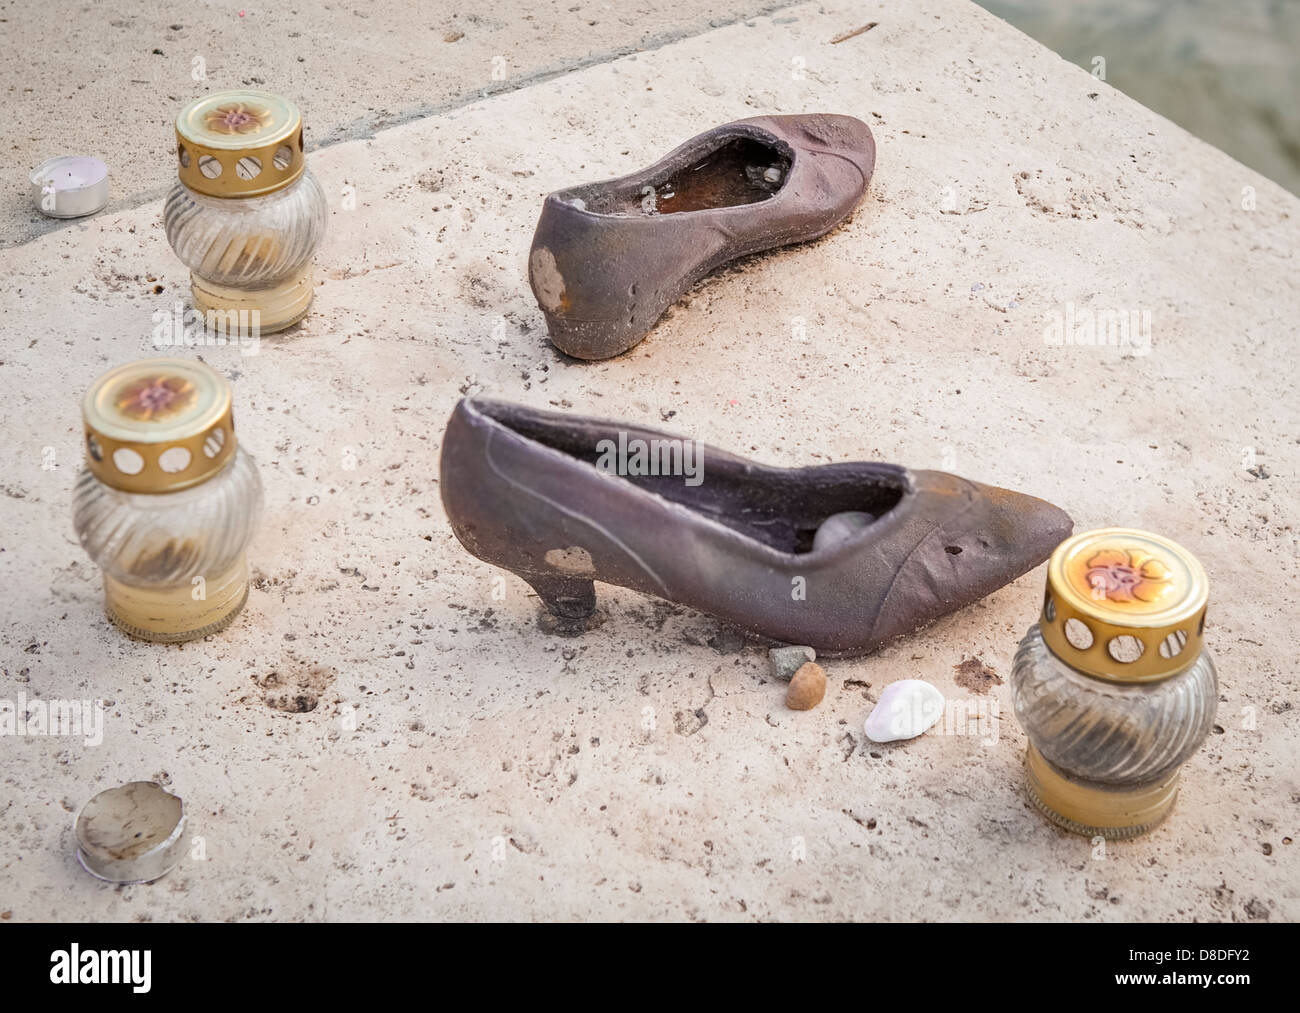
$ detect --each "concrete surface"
[2,0,1298,922]
[2,0,794,246]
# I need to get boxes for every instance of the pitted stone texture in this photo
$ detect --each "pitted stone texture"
[0,0,1296,922]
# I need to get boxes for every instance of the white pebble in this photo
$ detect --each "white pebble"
[863,679,945,743]
[763,166,782,184]
[812,511,872,552]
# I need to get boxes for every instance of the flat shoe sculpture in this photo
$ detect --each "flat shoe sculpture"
[528,113,875,360]
[439,399,1073,656]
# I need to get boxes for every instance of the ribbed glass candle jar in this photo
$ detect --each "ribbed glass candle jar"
[72,358,263,642]
[1011,528,1217,838]
[164,90,327,335]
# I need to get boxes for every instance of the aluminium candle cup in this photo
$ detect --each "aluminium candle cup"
[30,156,110,218]
[1011,528,1218,839]
[164,89,328,336]
[75,782,187,884]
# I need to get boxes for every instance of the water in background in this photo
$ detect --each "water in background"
[977,0,1300,194]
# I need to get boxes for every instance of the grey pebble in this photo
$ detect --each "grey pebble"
[769,644,816,681]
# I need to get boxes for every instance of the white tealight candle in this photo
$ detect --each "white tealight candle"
[30,156,110,218]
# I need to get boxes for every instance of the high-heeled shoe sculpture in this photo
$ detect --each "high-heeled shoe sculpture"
[439,399,1073,656]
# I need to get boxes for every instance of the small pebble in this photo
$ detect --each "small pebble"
[769,644,815,681]
[812,511,872,552]
[863,679,945,742]
[786,662,826,710]
[763,165,783,184]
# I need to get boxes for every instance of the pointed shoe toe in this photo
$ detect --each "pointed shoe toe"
[528,113,876,360]
[860,472,1074,648]
[439,399,1073,657]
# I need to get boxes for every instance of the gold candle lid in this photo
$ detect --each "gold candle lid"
[1040,527,1209,683]
[175,89,305,198]
[82,358,237,494]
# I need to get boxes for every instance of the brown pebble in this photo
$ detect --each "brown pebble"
[786,662,826,710]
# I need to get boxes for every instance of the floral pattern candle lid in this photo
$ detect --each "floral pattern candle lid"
[82,357,236,494]
[1040,528,1209,683]
[174,89,304,198]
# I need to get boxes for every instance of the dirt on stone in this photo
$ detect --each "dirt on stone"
[953,656,1002,695]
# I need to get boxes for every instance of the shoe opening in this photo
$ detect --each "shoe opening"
[476,401,908,555]
[564,135,793,217]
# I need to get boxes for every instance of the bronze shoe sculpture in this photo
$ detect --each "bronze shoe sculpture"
[439,399,1073,656]
[528,113,875,360]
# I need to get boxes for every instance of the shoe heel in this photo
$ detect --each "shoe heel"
[540,309,636,361]
[540,309,594,359]
[519,572,596,620]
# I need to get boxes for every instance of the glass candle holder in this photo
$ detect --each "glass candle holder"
[1011,528,1217,838]
[164,90,328,335]
[73,358,263,643]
